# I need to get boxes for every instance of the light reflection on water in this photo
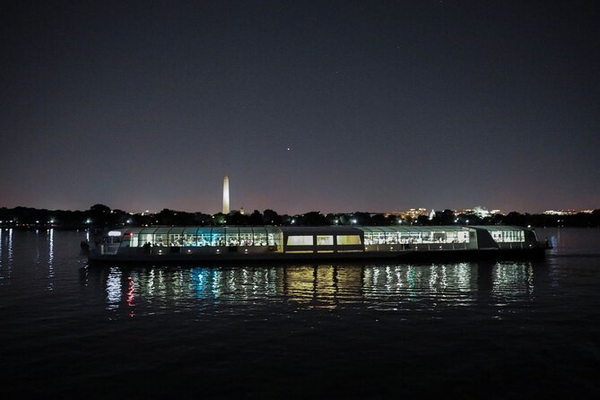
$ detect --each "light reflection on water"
[491,261,535,301]
[106,267,122,310]
[86,261,538,315]
[47,228,54,291]
[0,228,14,279]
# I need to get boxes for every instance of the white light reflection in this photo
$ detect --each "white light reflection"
[189,267,279,304]
[196,270,205,292]
[174,270,184,296]
[362,263,477,307]
[7,228,13,269]
[456,263,471,288]
[106,267,122,310]
[385,266,393,292]
[34,229,41,264]
[227,269,237,293]
[212,270,222,298]
[147,269,155,296]
[47,228,54,291]
[0,228,6,280]
[491,262,535,303]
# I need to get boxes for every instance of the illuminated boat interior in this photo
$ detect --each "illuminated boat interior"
[95,225,541,257]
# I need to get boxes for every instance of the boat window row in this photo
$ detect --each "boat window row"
[286,235,362,246]
[489,230,525,243]
[122,228,282,247]
[362,230,470,245]
[109,226,528,248]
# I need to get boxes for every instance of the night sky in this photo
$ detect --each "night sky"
[1,0,598,214]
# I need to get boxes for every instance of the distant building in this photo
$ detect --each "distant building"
[400,208,428,219]
[543,209,578,216]
[456,207,501,218]
[472,206,490,218]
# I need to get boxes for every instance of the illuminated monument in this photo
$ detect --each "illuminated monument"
[222,175,230,214]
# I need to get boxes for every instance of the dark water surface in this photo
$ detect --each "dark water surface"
[1,228,599,398]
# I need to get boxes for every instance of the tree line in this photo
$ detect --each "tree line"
[1,204,599,229]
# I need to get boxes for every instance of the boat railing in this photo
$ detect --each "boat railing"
[411,243,470,251]
[365,242,471,252]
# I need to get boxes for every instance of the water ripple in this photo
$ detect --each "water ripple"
[77,260,546,315]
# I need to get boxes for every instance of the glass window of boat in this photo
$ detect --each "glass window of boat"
[482,228,513,243]
[129,231,140,247]
[367,231,383,244]
[287,235,314,246]
[361,229,380,245]
[238,227,253,246]
[253,230,267,246]
[211,228,225,246]
[385,231,398,244]
[432,231,447,242]
[197,227,212,246]
[374,232,384,245]
[131,230,147,247]
[337,235,361,245]
[180,228,197,246]
[154,234,165,246]
[225,227,239,246]
[495,229,524,243]
[135,228,157,247]
[264,227,282,246]
[420,231,433,242]
[169,233,183,246]
[168,228,186,245]
[515,230,524,242]
[407,231,422,243]
[153,228,171,247]
[398,231,409,243]
[179,233,193,246]
[441,230,468,243]
[268,232,280,246]
[316,235,333,245]
[491,231,502,242]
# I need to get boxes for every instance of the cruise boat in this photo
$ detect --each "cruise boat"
[87,225,548,264]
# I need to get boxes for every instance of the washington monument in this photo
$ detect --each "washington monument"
[222,175,230,214]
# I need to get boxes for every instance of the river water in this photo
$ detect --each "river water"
[0,227,599,398]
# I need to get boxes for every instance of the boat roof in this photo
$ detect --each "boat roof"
[115,226,283,235]
[281,226,361,235]
[107,225,531,236]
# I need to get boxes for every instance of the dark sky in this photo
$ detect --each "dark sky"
[1,0,599,214]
